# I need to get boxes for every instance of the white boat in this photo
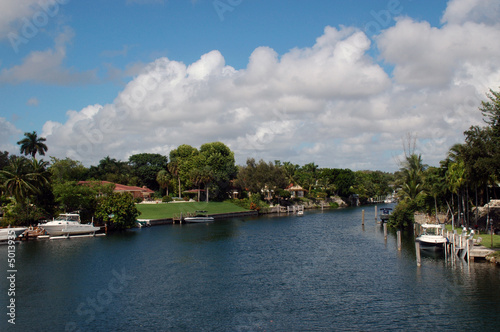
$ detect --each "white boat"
[416,224,448,250]
[184,211,214,223]
[38,213,100,236]
[297,210,304,216]
[380,208,392,222]
[0,227,27,242]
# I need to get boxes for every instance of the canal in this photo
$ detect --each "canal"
[1,205,499,331]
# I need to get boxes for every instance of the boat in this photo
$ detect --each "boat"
[380,208,392,222]
[416,224,448,250]
[136,220,151,228]
[38,213,100,236]
[183,211,215,223]
[0,227,28,242]
[297,210,304,216]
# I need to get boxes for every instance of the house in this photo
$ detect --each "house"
[285,184,307,198]
[78,181,155,200]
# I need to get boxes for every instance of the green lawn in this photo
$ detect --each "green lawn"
[136,201,250,220]
[445,224,500,248]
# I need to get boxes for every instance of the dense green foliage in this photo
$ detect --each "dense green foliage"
[95,193,140,230]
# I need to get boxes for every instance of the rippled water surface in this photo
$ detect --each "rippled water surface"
[1,206,499,331]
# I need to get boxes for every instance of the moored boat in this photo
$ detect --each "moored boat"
[38,213,100,236]
[416,224,448,250]
[184,211,214,223]
[0,227,28,242]
[380,208,392,222]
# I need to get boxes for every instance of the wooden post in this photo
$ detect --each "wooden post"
[180,212,183,224]
[383,223,388,240]
[375,205,378,222]
[362,209,365,226]
[415,241,421,267]
[397,230,402,251]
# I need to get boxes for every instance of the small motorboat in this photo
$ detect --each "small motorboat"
[184,211,214,223]
[380,208,392,222]
[416,224,448,250]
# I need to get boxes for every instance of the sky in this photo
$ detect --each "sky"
[1,0,499,172]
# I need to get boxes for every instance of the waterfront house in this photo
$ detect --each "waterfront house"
[285,184,307,198]
[78,181,155,200]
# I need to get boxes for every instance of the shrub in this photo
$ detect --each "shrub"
[162,196,173,203]
[329,202,339,209]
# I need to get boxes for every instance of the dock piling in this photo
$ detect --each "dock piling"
[383,223,388,240]
[415,241,421,267]
[362,209,365,226]
[397,231,401,251]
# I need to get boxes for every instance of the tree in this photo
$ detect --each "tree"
[156,169,172,196]
[199,142,237,201]
[17,131,48,158]
[95,192,140,230]
[398,154,426,201]
[0,151,10,170]
[169,144,199,197]
[0,157,48,205]
[87,156,132,184]
[49,157,88,184]
[128,153,168,191]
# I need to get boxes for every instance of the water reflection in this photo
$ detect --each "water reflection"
[1,206,499,331]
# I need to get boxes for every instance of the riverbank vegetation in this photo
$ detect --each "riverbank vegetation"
[0,137,394,226]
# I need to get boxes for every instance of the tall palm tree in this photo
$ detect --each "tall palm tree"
[168,161,181,198]
[17,131,48,158]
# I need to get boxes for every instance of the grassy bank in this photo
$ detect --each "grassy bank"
[136,201,250,220]
[445,225,500,248]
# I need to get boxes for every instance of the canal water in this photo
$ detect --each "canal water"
[1,206,499,331]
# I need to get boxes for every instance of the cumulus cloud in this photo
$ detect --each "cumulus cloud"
[42,1,500,170]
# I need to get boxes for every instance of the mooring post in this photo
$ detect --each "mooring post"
[415,241,421,267]
[383,223,388,240]
[362,209,365,226]
[180,212,183,224]
[397,230,402,251]
[375,205,378,222]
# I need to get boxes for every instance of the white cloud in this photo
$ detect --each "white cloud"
[0,26,97,85]
[442,0,500,25]
[0,0,40,40]
[0,117,22,153]
[41,2,500,170]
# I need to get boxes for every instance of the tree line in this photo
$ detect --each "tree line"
[0,133,394,226]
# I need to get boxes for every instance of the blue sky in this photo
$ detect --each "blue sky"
[1,0,499,171]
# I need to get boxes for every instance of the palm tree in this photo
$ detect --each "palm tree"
[399,154,426,201]
[0,158,42,204]
[17,131,48,158]
[156,170,172,196]
[168,161,181,198]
